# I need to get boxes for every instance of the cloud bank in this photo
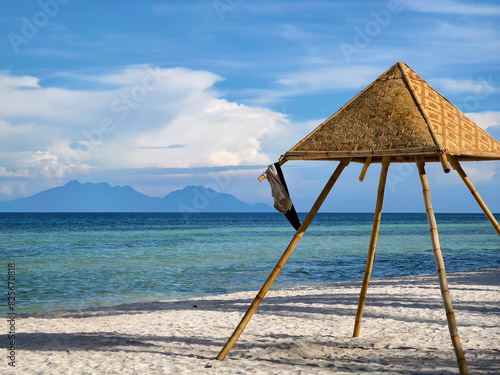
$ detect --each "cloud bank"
[0,65,294,187]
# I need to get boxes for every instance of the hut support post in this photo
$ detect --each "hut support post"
[416,158,468,375]
[359,156,372,182]
[353,156,391,337]
[448,155,500,235]
[216,159,351,361]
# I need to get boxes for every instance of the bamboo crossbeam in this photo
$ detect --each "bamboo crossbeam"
[359,157,372,182]
[283,152,500,163]
[448,155,500,235]
[284,146,441,160]
[216,158,351,361]
[416,158,468,375]
[353,156,391,337]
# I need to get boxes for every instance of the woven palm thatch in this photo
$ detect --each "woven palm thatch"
[282,62,500,164]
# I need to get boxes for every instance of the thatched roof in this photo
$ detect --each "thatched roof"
[281,62,500,164]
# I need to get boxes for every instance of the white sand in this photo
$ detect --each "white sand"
[7,269,499,374]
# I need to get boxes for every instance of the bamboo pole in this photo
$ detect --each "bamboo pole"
[353,156,391,337]
[416,158,468,375]
[284,146,441,160]
[359,157,372,182]
[216,158,351,361]
[439,152,451,174]
[448,155,500,235]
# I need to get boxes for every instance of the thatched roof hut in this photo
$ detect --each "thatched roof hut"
[282,62,500,166]
[218,62,499,375]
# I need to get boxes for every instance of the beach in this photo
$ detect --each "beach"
[7,268,499,374]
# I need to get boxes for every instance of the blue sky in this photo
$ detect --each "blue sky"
[0,0,499,212]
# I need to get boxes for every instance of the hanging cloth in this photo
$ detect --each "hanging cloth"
[265,163,301,230]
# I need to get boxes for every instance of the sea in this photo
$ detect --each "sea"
[1,212,498,314]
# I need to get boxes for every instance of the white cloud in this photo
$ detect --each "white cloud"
[0,83,110,124]
[0,167,29,177]
[402,0,500,15]
[248,65,381,104]
[85,65,223,90]
[465,111,500,131]
[435,77,495,94]
[26,48,80,59]
[463,164,497,182]
[105,97,289,169]
[0,185,13,196]
[239,1,346,15]
[435,22,499,44]
[275,65,380,92]
[0,73,39,88]
[0,66,298,182]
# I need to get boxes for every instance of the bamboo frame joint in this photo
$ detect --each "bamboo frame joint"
[415,156,426,174]
[340,157,352,166]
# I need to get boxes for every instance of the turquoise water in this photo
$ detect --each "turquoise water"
[0,212,498,314]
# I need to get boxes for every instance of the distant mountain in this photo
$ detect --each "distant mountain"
[0,181,274,213]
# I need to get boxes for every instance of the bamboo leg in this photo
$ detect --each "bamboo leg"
[416,158,468,375]
[216,159,351,361]
[359,156,372,182]
[448,155,500,235]
[353,156,391,337]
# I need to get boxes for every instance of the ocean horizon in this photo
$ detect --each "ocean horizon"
[1,212,498,314]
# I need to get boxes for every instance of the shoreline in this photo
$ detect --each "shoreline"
[9,268,500,374]
[18,266,499,317]
[5,211,498,316]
